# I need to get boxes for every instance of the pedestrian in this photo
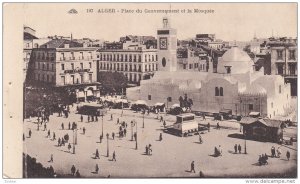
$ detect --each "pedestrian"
[80,115,83,122]
[95,149,100,159]
[61,123,64,130]
[44,123,47,131]
[218,145,222,156]
[148,144,152,155]
[271,146,276,157]
[124,128,127,137]
[163,120,166,128]
[111,114,113,121]
[199,134,203,144]
[112,132,115,140]
[29,129,32,138]
[134,132,137,141]
[286,151,290,161]
[71,165,76,176]
[95,164,99,174]
[234,144,238,153]
[23,133,25,141]
[159,133,162,141]
[96,116,98,121]
[145,145,149,155]
[61,138,65,146]
[68,122,71,130]
[203,114,206,120]
[50,154,53,162]
[68,143,72,152]
[199,170,204,178]
[92,115,94,122]
[217,122,220,130]
[117,118,119,124]
[160,116,163,122]
[53,132,56,140]
[47,130,50,138]
[190,161,195,173]
[277,147,281,158]
[58,138,61,146]
[75,170,80,177]
[88,115,90,122]
[207,122,210,132]
[238,144,241,154]
[112,151,116,161]
[83,127,86,135]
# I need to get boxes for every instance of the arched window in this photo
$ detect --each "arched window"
[215,87,219,96]
[220,87,223,96]
[162,57,166,67]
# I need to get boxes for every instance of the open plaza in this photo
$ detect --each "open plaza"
[23,103,297,178]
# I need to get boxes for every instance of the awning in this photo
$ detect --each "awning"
[249,111,260,116]
[87,90,93,96]
[78,91,85,98]
[154,102,165,106]
[135,100,147,105]
[171,104,180,108]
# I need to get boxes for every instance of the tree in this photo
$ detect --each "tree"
[97,71,128,95]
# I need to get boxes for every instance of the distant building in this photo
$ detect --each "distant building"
[177,47,208,72]
[127,17,292,120]
[120,35,156,49]
[28,39,100,101]
[23,26,50,82]
[96,47,158,84]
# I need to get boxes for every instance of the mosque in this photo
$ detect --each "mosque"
[127,17,291,119]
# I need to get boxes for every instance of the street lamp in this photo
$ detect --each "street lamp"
[131,121,134,141]
[73,129,76,154]
[75,128,77,145]
[244,130,247,154]
[106,133,109,157]
[142,110,145,128]
[101,112,104,138]
[121,87,124,117]
[135,120,138,150]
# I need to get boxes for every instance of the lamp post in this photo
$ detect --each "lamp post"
[121,87,124,117]
[75,128,77,145]
[244,130,247,154]
[106,133,109,157]
[135,121,138,150]
[101,112,104,138]
[73,129,76,154]
[131,121,134,141]
[142,110,145,128]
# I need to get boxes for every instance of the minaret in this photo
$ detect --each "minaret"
[156,17,177,72]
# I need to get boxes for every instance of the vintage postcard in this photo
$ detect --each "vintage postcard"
[2,2,298,180]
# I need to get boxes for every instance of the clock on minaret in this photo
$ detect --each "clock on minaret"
[159,37,167,50]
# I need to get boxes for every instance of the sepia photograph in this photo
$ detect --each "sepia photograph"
[2,2,298,180]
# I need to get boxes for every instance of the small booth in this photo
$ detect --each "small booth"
[169,104,183,115]
[240,117,284,143]
[154,102,165,112]
[249,111,260,118]
[131,100,148,111]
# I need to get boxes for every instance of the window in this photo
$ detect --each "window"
[80,63,83,69]
[189,64,192,69]
[162,57,166,67]
[183,64,186,69]
[61,53,65,60]
[138,55,141,62]
[89,74,92,82]
[61,76,65,85]
[71,75,75,84]
[80,75,83,83]
[51,64,54,71]
[215,87,219,96]
[47,64,49,70]
[277,50,283,60]
[289,50,295,60]
[89,62,92,68]
[167,97,172,102]
[71,63,74,70]
[61,64,65,70]
[249,104,253,111]
[220,87,223,96]
[279,85,281,94]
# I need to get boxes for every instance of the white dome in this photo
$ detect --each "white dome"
[217,47,253,74]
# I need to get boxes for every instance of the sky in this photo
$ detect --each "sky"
[22,3,297,42]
